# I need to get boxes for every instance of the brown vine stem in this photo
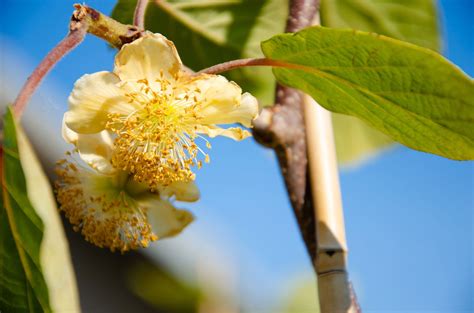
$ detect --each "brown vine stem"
[253,0,318,268]
[133,0,149,29]
[253,0,361,312]
[12,26,87,118]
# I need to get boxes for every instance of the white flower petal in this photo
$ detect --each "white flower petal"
[114,33,182,83]
[196,125,252,141]
[145,199,194,239]
[186,75,259,127]
[66,71,137,133]
[160,181,200,202]
[61,118,115,174]
[124,179,199,203]
[61,117,78,144]
[76,132,115,175]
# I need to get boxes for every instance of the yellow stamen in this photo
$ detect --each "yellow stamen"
[105,77,209,187]
[55,156,158,253]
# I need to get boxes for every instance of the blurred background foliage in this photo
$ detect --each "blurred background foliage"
[126,259,202,313]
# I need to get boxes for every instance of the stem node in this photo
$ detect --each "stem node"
[72,4,144,49]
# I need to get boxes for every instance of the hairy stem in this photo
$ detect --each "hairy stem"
[133,0,149,29]
[12,25,87,117]
[12,4,144,118]
[197,58,296,75]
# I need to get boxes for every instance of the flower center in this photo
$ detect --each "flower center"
[55,158,157,252]
[106,78,209,187]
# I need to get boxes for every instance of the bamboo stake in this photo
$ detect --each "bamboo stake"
[304,95,359,312]
[301,5,361,310]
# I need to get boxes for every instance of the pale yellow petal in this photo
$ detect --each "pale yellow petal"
[66,71,137,133]
[114,33,182,83]
[76,132,115,174]
[61,117,78,144]
[146,199,194,239]
[125,180,199,203]
[160,181,200,202]
[186,74,259,127]
[61,118,115,174]
[240,92,261,125]
[196,125,251,141]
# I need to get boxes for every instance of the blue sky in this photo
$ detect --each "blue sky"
[1,0,473,312]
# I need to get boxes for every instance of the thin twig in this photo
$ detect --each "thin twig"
[133,0,149,29]
[12,26,87,118]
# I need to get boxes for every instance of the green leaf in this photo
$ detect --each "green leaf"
[112,0,288,104]
[320,0,441,164]
[332,113,394,165]
[320,0,440,52]
[1,107,80,312]
[262,27,474,160]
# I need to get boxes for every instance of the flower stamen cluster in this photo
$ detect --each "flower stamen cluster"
[55,158,157,252]
[105,77,210,186]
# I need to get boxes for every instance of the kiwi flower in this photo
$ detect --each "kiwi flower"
[55,123,198,252]
[64,33,259,187]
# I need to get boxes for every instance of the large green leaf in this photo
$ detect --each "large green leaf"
[112,0,288,104]
[0,107,80,312]
[320,0,441,164]
[262,27,474,160]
